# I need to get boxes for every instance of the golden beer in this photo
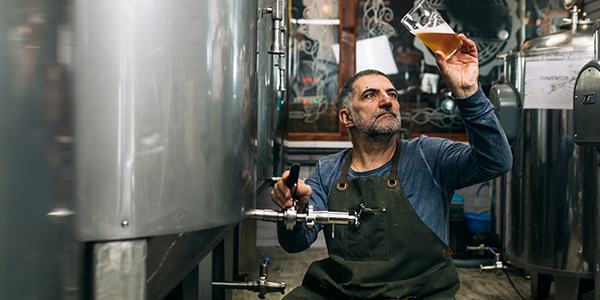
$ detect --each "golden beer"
[402,0,463,60]
[412,24,462,58]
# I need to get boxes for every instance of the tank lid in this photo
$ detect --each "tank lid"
[520,27,594,53]
[559,17,595,30]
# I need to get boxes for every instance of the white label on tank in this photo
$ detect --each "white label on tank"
[524,57,591,110]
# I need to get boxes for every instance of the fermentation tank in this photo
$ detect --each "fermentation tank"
[75,0,259,242]
[2,0,283,298]
[572,19,600,300]
[0,1,79,299]
[490,10,596,298]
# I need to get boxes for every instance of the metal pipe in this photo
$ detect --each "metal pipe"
[311,210,358,225]
[278,54,286,92]
[212,282,255,289]
[272,0,284,20]
[213,258,286,299]
[594,21,600,60]
[212,281,286,293]
[269,0,285,54]
[571,6,580,33]
[519,0,526,47]
[250,209,284,222]
[250,205,358,231]
[594,148,600,300]
[271,20,284,54]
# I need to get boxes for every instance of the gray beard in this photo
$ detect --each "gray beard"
[351,109,402,143]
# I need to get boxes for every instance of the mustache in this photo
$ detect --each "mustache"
[373,109,399,119]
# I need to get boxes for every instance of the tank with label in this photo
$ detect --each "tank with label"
[491,16,596,281]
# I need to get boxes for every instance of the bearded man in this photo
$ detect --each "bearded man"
[270,34,512,300]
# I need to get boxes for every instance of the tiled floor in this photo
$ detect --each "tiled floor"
[232,246,538,300]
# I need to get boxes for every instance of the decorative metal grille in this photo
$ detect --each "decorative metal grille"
[361,0,395,39]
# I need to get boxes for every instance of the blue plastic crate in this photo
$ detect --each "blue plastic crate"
[464,212,491,233]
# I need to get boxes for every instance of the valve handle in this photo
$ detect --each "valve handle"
[286,164,300,201]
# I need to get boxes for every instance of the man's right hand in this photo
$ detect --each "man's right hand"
[434,33,479,99]
[271,170,312,212]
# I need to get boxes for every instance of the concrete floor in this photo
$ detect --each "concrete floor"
[232,246,537,300]
[245,187,538,300]
[243,185,599,300]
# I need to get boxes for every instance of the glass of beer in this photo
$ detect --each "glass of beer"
[401,0,462,59]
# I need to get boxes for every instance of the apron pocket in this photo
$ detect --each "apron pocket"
[344,209,390,260]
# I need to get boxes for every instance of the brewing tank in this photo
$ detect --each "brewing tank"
[491,20,596,277]
[572,19,600,300]
[0,1,78,298]
[75,0,258,241]
[2,0,273,298]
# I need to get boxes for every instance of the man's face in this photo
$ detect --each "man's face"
[349,75,401,138]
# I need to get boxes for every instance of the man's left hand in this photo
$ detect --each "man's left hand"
[435,34,479,99]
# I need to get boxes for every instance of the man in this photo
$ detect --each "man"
[271,34,512,299]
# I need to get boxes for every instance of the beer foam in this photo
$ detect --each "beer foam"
[411,23,455,35]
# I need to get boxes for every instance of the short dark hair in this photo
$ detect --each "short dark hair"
[339,69,394,111]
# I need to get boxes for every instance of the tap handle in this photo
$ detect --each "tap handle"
[286,164,300,201]
[260,258,270,279]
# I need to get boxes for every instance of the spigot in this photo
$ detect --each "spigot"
[479,247,507,276]
[257,258,285,299]
[251,164,358,231]
[466,243,488,256]
[250,205,359,232]
[213,258,286,299]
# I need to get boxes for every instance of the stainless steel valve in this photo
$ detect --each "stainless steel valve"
[250,205,359,232]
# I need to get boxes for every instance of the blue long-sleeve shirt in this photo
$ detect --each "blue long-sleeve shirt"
[278,86,512,253]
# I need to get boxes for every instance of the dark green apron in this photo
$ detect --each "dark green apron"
[283,140,460,300]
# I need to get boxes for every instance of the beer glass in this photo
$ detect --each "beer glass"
[401,0,462,59]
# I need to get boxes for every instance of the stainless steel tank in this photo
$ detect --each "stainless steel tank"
[491,19,596,284]
[75,0,258,241]
[74,1,273,298]
[572,19,600,300]
[0,1,78,299]
[2,0,277,298]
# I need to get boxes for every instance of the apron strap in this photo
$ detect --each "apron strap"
[337,140,403,191]
[335,149,353,192]
[386,140,402,189]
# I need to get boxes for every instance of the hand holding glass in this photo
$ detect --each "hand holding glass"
[401,0,462,59]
